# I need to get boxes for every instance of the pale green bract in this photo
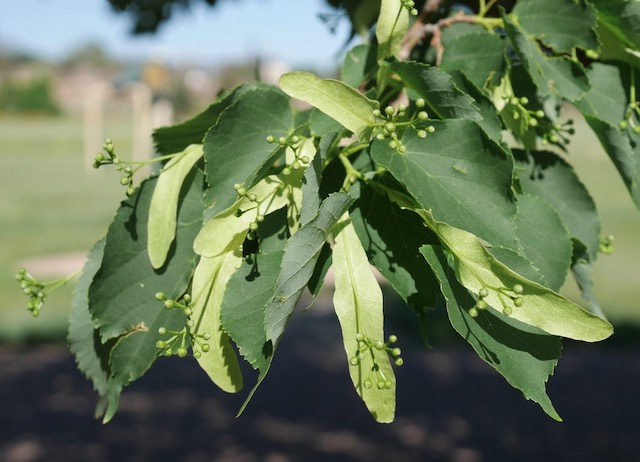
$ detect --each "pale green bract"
[376,0,409,61]
[190,242,244,393]
[279,72,378,139]
[420,210,613,342]
[332,213,396,423]
[147,144,204,269]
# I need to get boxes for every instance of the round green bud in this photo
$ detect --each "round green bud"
[202,333,211,341]
[416,98,426,108]
[391,348,401,357]
[358,353,366,361]
[233,183,242,191]
[634,126,640,134]
[300,155,310,164]
[536,110,545,118]
[278,136,287,145]
[350,356,360,366]
[292,160,301,170]
[395,358,404,367]
[248,193,257,202]
[388,334,398,343]
[411,8,418,15]
[266,135,275,143]
[113,158,120,164]
[512,111,520,120]
[187,319,194,328]
[364,380,373,389]
[355,333,365,342]
[164,300,175,310]
[237,187,247,196]
[417,130,427,139]
[513,297,524,307]
[156,340,165,348]
[155,292,166,301]
[283,167,291,176]
[126,187,135,196]
[194,350,202,359]
[620,120,628,130]
[468,307,479,318]
[384,106,395,116]
[164,349,174,357]
[256,214,265,223]
[478,287,489,299]
[201,344,210,353]
[520,96,529,105]
[373,109,381,118]
[417,111,428,121]
[290,135,300,144]
[503,306,513,316]
[177,347,188,358]
[389,140,399,149]
[120,176,130,186]
[529,118,538,127]
[398,104,407,113]
[384,380,392,389]
[513,284,524,294]
[158,327,167,335]
[249,221,259,231]
[184,308,193,317]
[397,145,406,153]
[376,133,386,141]
[510,97,519,106]
[476,299,488,310]
[374,340,385,350]
[427,126,435,133]
[384,122,396,133]
[377,380,386,390]
[95,153,105,162]
[182,294,191,303]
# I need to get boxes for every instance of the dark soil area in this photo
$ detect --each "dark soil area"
[2,307,640,462]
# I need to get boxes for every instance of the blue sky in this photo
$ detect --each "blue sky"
[0,0,354,68]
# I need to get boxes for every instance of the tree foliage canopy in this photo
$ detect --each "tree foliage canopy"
[19,0,640,424]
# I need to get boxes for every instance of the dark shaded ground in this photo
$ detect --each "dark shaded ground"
[2,306,640,462]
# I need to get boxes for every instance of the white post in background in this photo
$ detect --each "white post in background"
[83,81,109,172]
[131,82,153,162]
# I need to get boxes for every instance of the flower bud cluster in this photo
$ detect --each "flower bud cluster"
[93,139,135,196]
[504,95,545,129]
[468,284,524,317]
[155,325,211,359]
[541,119,575,147]
[598,234,614,255]
[372,99,435,153]
[349,333,402,390]
[266,134,310,176]
[16,268,46,317]
[156,292,194,318]
[401,0,419,15]
[619,100,640,135]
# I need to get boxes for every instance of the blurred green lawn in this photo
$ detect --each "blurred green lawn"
[1,108,639,344]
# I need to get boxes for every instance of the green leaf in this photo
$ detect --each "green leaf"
[350,181,439,328]
[390,62,482,121]
[203,84,293,217]
[376,0,409,61]
[90,171,204,342]
[68,238,114,415]
[514,149,601,261]
[221,249,285,372]
[342,44,377,89]
[513,0,599,53]
[333,213,395,423]
[153,90,235,156]
[421,245,562,421]
[370,119,520,251]
[420,210,613,342]
[502,13,590,102]
[190,245,244,393]
[279,72,378,139]
[264,192,354,348]
[589,0,640,50]
[440,32,507,89]
[148,144,203,269]
[513,194,572,291]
